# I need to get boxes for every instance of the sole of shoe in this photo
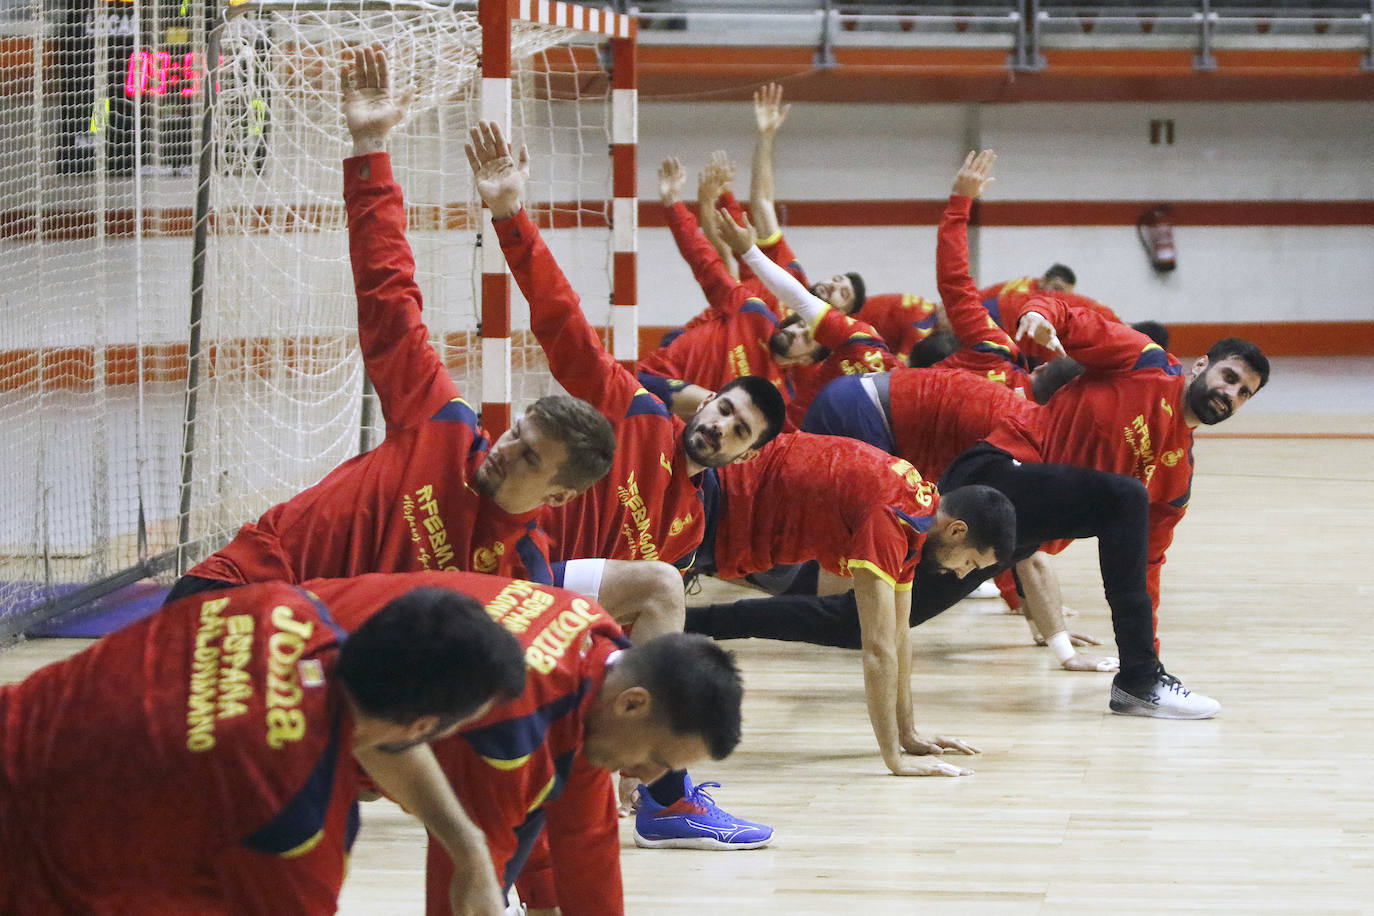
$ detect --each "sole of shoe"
[1109,688,1220,720]
[632,830,773,851]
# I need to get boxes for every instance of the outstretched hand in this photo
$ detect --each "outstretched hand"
[952,149,997,199]
[340,45,414,154]
[753,82,790,134]
[465,120,529,221]
[658,157,686,206]
[714,205,757,256]
[704,149,736,193]
[1015,311,1068,359]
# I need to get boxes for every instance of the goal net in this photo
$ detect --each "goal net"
[0,0,630,637]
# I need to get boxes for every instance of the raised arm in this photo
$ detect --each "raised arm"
[718,207,828,328]
[341,46,459,429]
[1011,297,1171,372]
[466,121,638,415]
[655,156,744,315]
[937,151,1023,360]
[749,82,789,242]
[700,151,740,279]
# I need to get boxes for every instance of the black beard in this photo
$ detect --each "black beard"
[682,418,730,468]
[1186,374,1232,425]
[917,535,953,576]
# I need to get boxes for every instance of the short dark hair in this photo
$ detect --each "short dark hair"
[1030,357,1086,404]
[337,587,526,725]
[1130,320,1170,350]
[1205,337,1270,391]
[939,484,1017,566]
[845,271,866,313]
[1042,263,1077,287]
[717,375,786,449]
[616,632,743,760]
[907,330,959,368]
[526,394,616,491]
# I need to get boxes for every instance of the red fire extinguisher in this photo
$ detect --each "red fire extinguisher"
[1137,205,1177,273]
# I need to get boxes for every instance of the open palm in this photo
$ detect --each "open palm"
[465,120,530,219]
[340,46,411,141]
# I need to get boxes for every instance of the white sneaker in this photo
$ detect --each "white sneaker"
[1109,670,1220,719]
[969,580,1000,599]
[505,888,526,916]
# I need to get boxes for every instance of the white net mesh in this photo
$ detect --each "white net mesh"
[0,0,620,632]
[1,0,198,630]
[185,0,616,571]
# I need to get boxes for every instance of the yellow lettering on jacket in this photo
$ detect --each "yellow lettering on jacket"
[616,472,661,561]
[265,605,313,750]
[524,599,601,675]
[728,344,751,378]
[185,601,260,750]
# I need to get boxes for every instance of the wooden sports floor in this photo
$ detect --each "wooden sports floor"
[3,361,1371,915]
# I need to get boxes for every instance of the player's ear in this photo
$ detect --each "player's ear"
[945,518,969,541]
[691,392,716,417]
[543,486,580,508]
[401,714,441,743]
[613,686,653,720]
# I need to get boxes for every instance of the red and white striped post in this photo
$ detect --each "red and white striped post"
[478,0,517,436]
[479,1,637,431]
[610,18,638,368]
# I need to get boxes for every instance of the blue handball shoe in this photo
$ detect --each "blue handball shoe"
[632,773,774,850]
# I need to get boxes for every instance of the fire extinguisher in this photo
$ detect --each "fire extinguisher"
[1137,205,1177,273]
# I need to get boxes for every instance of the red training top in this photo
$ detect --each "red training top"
[495,208,709,569]
[985,296,1194,623]
[189,154,551,586]
[713,432,938,589]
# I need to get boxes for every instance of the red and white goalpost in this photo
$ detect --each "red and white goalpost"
[476,0,638,434]
[0,0,636,635]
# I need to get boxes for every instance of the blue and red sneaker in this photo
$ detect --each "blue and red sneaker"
[632,774,774,850]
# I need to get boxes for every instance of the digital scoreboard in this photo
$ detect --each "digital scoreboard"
[56,0,204,175]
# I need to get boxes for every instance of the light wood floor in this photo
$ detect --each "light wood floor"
[4,408,1372,915]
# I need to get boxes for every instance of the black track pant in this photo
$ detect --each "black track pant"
[686,444,1161,685]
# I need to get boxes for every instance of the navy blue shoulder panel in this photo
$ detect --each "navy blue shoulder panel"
[740,300,779,325]
[1131,345,1181,375]
[292,587,348,642]
[892,508,935,534]
[431,398,489,451]
[241,709,344,857]
[981,295,1003,327]
[627,388,672,419]
[892,508,935,564]
[516,521,554,586]
[462,679,592,763]
[970,340,1015,363]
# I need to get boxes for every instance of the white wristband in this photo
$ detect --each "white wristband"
[1047,631,1075,664]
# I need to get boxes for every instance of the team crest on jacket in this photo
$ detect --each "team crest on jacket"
[473,542,506,573]
[1160,448,1185,467]
[669,514,692,537]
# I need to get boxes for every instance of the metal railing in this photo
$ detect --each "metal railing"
[621,1,1374,71]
